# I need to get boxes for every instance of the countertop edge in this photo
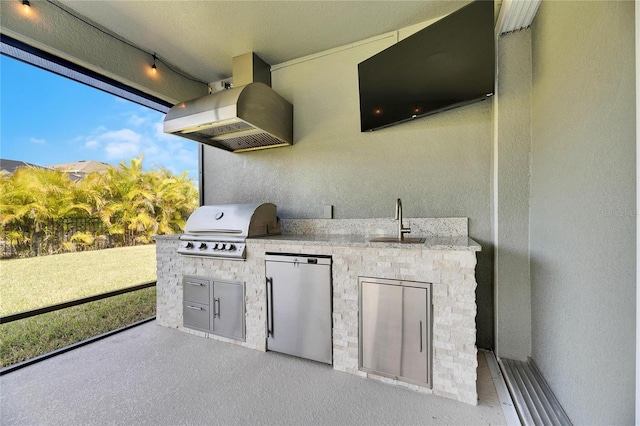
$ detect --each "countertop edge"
[249,234,482,251]
[153,233,481,251]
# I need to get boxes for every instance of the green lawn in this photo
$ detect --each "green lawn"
[0,287,156,367]
[1,245,157,315]
[0,245,158,367]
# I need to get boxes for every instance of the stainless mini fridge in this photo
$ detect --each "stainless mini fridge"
[265,253,332,364]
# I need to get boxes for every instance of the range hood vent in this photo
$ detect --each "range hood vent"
[163,53,293,153]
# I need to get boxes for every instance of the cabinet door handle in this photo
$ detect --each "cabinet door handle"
[186,305,203,311]
[213,298,220,318]
[419,320,423,353]
[266,277,274,337]
[187,281,204,287]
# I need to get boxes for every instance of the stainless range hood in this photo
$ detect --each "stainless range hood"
[163,53,293,153]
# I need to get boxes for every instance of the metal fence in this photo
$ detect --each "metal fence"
[1,217,112,258]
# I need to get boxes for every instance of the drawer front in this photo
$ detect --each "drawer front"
[183,301,211,332]
[183,277,210,304]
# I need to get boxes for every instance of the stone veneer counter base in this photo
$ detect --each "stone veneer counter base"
[155,218,480,405]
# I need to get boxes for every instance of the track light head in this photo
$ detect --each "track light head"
[151,54,157,74]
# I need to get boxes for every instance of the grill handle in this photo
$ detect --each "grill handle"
[266,277,274,337]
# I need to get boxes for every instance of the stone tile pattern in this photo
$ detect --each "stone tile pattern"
[155,219,478,405]
[155,235,266,351]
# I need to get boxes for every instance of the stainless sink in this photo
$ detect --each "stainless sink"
[369,237,426,244]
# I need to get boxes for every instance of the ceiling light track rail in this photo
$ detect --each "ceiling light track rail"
[38,0,208,87]
[1,34,172,112]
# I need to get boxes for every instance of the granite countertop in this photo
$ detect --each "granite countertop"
[154,215,481,251]
[155,233,481,251]
[250,234,481,251]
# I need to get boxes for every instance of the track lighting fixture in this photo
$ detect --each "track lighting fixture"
[14,0,207,86]
[151,54,157,74]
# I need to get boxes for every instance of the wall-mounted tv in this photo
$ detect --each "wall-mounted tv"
[358,0,495,132]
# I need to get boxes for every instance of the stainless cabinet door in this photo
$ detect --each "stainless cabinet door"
[212,281,244,340]
[361,282,403,376]
[400,286,428,384]
[266,259,332,364]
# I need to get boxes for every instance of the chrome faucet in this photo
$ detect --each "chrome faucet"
[395,198,411,240]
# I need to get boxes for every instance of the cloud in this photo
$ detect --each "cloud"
[85,140,100,149]
[76,116,198,180]
[97,129,143,160]
[128,114,147,126]
[30,137,46,145]
[105,141,140,159]
[101,129,142,144]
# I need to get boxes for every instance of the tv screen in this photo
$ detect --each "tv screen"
[358,0,495,132]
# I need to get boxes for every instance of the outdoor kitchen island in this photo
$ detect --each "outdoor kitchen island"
[155,217,480,405]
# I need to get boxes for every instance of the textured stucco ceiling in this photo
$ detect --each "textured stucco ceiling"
[58,0,473,84]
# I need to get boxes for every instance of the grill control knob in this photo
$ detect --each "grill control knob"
[214,243,222,250]
[225,243,234,251]
[186,242,194,249]
[199,243,207,250]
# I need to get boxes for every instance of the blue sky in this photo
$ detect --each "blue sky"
[1,55,198,179]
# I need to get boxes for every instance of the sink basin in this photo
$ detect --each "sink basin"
[369,237,426,244]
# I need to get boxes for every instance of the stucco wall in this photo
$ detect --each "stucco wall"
[530,1,636,423]
[202,32,495,349]
[494,30,532,361]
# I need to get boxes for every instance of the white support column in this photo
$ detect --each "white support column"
[635,0,639,423]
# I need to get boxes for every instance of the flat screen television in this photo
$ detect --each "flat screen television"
[358,0,495,132]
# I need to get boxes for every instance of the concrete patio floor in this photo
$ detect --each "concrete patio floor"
[1,321,508,425]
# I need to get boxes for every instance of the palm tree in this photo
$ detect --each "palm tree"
[100,156,157,246]
[0,167,92,255]
[151,168,198,236]
[1,156,198,257]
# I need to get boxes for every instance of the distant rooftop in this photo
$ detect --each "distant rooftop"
[1,159,114,181]
[47,160,114,174]
[0,159,50,175]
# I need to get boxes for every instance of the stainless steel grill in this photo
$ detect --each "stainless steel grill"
[178,203,280,260]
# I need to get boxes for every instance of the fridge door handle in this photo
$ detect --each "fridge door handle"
[419,320,423,353]
[266,277,274,337]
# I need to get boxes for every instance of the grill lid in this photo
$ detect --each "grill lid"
[182,203,280,239]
